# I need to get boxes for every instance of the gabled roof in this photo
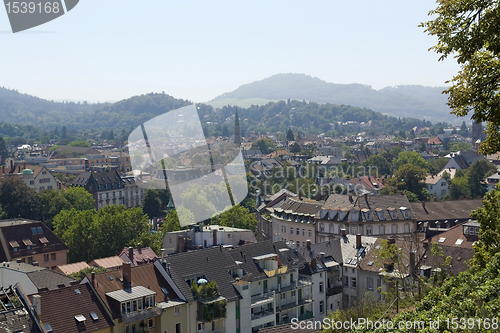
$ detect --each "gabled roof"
[118,247,158,267]
[410,200,482,222]
[358,238,420,274]
[32,283,114,333]
[164,246,241,303]
[275,197,323,216]
[420,244,473,276]
[297,239,343,265]
[55,261,90,276]
[426,223,476,249]
[92,262,181,319]
[0,219,68,262]
[89,256,123,270]
[424,175,443,185]
[27,270,76,291]
[227,241,303,282]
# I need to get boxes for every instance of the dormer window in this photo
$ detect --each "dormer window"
[399,207,410,219]
[375,208,385,221]
[362,209,372,221]
[387,208,397,220]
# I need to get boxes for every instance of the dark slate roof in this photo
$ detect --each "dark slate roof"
[410,199,482,222]
[420,244,473,276]
[318,194,415,222]
[92,262,181,319]
[118,246,158,267]
[0,220,68,262]
[164,246,240,303]
[27,270,76,291]
[32,283,114,333]
[227,241,303,282]
[358,238,420,273]
[71,169,124,192]
[276,197,323,215]
[426,223,476,249]
[297,239,343,264]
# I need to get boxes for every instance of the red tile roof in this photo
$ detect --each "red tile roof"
[118,247,158,267]
[32,283,114,333]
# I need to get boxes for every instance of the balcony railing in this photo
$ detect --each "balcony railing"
[121,306,161,323]
[264,266,288,277]
[327,285,343,296]
[298,311,314,321]
[251,291,275,305]
[251,310,274,321]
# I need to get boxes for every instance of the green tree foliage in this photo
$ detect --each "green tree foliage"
[142,189,162,218]
[289,142,301,154]
[160,209,193,233]
[210,204,257,233]
[53,206,160,263]
[393,151,428,172]
[0,178,39,219]
[421,0,500,155]
[468,160,488,198]
[362,154,392,176]
[430,242,452,287]
[449,176,471,199]
[38,187,94,227]
[69,266,109,281]
[428,157,449,175]
[67,141,91,147]
[286,128,295,141]
[387,164,427,200]
[251,138,276,154]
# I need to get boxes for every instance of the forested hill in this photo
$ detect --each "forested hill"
[0,86,105,129]
[210,73,463,124]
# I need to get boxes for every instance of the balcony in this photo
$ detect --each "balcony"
[298,311,314,321]
[327,285,343,296]
[264,266,288,277]
[251,291,274,306]
[251,310,274,327]
[121,306,161,323]
[279,298,312,312]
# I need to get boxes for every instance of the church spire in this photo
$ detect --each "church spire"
[234,109,241,146]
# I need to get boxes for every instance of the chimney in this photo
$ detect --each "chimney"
[177,235,185,253]
[32,294,41,318]
[32,261,39,266]
[421,201,425,208]
[364,193,368,201]
[311,258,317,270]
[348,194,352,202]
[341,229,346,237]
[320,252,325,263]
[409,251,415,277]
[213,229,217,246]
[306,240,311,249]
[137,243,142,253]
[356,234,362,249]
[122,262,132,288]
[128,246,134,263]
[91,272,95,287]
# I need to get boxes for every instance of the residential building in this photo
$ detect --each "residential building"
[257,189,297,242]
[1,163,60,192]
[88,261,187,333]
[268,197,320,247]
[88,256,124,271]
[443,150,485,170]
[0,261,76,295]
[30,283,114,333]
[118,245,158,267]
[71,169,128,209]
[485,172,500,192]
[162,224,257,255]
[122,175,145,208]
[424,175,449,199]
[0,219,68,269]
[0,284,43,333]
[316,194,416,242]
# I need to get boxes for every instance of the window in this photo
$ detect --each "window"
[319,301,324,314]
[308,230,311,237]
[281,226,284,233]
[148,319,154,329]
[367,277,373,290]
[290,228,293,235]
[291,291,295,297]
[344,276,349,287]
[198,323,205,331]
[302,242,305,247]
[404,224,410,233]
[30,180,34,185]
[281,293,286,300]
[366,226,372,235]
[302,229,305,236]
[296,229,299,235]
[392,224,397,234]
[44,254,49,262]
[47,186,52,190]
[51,253,56,261]
[351,277,356,288]
[174,306,181,316]
[283,226,286,233]
[290,273,294,283]
[379,225,385,235]
[319,282,324,293]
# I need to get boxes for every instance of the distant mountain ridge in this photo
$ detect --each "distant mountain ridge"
[210,73,464,124]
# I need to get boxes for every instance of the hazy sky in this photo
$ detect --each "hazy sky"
[0,0,459,104]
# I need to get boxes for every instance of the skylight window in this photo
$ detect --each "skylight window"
[455,239,464,246]
[75,315,86,322]
[438,237,446,243]
[75,289,81,295]
[90,312,98,321]
[161,287,169,295]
